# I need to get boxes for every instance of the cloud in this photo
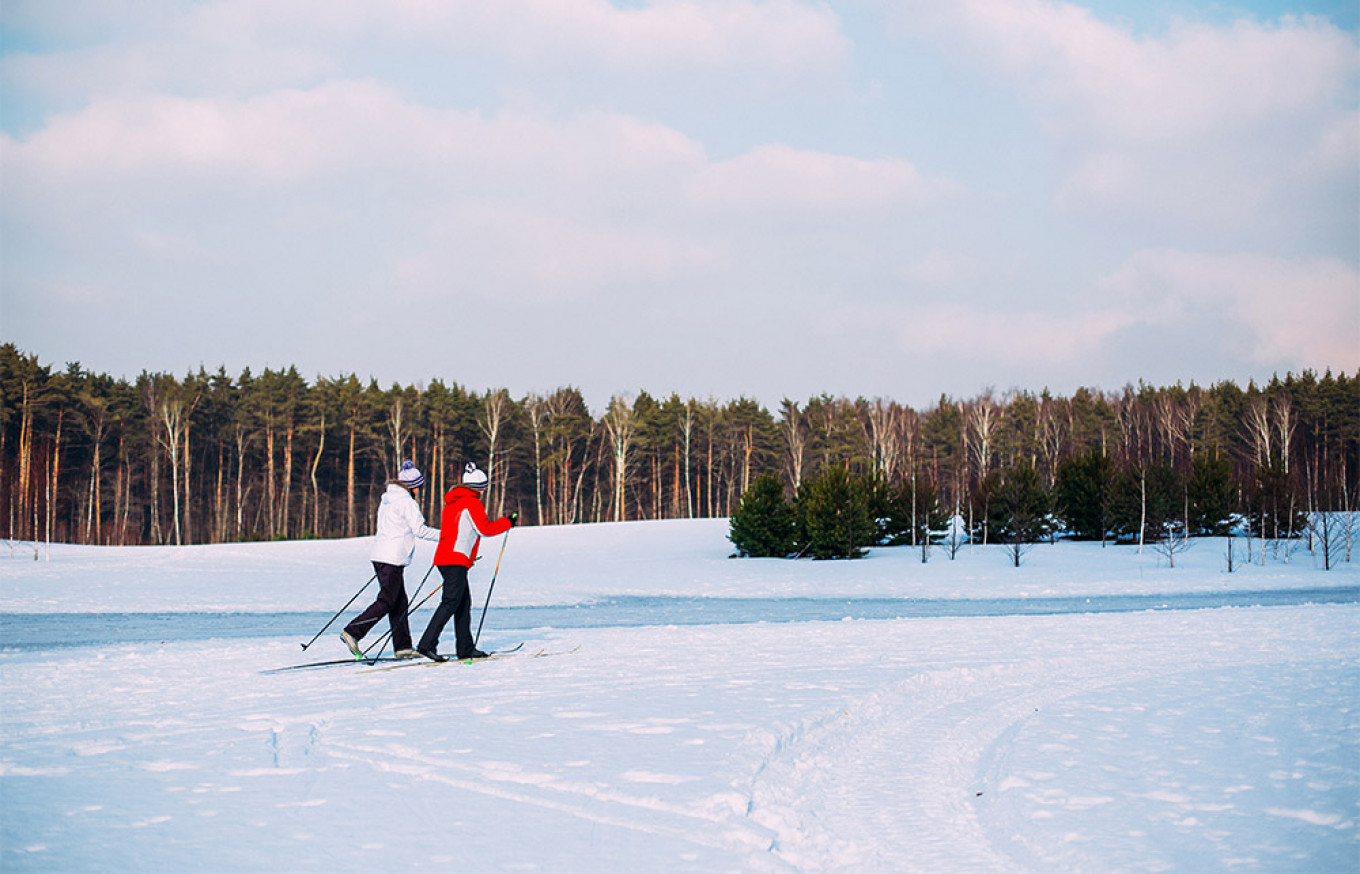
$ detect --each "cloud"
[5,0,1349,405]
[411,0,850,76]
[1097,249,1360,371]
[933,2,1354,139]
[3,78,951,305]
[835,249,1358,381]
[391,203,726,302]
[688,144,947,215]
[898,251,974,287]
[2,82,708,196]
[869,301,1128,366]
[882,0,1360,235]
[1,0,849,109]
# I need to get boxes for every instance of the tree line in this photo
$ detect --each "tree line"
[1,343,1356,555]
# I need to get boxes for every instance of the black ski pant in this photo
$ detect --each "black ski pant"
[343,561,413,651]
[419,565,476,658]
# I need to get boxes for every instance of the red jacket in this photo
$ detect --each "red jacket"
[433,486,512,567]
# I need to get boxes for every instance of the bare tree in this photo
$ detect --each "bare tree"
[966,393,1001,481]
[233,424,249,540]
[1244,396,1272,470]
[280,416,294,539]
[901,407,921,547]
[865,399,903,484]
[1308,512,1351,571]
[1038,396,1067,488]
[1149,518,1191,568]
[779,399,809,492]
[17,379,35,542]
[158,393,186,546]
[525,393,549,525]
[680,400,696,518]
[1273,395,1297,476]
[387,397,406,473]
[479,389,511,517]
[309,411,326,535]
[80,394,108,543]
[1113,389,1156,553]
[1154,394,1187,464]
[142,380,164,544]
[341,383,365,538]
[603,395,635,522]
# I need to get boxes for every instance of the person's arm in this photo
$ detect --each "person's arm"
[470,500,513,538]
[405,495,440,541]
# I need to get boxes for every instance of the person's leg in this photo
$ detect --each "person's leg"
[345,562,403,640]
[449,569,478,658]
[386,576,413,651]
[418,565,466,654]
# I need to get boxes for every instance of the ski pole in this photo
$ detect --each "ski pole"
[301,573,376,650]
[363,564,438,659]
[474,529,511,646]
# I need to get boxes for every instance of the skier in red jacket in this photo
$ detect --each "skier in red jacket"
[417,462,516,661]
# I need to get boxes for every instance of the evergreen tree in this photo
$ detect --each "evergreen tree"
[1055,451,1114,540]
[987,463,1054,565]
[728,473,797,557]
[1188,451,1237,535]
[795,465,877,559]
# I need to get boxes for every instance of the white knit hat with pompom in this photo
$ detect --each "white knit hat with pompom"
[462,462,488,489]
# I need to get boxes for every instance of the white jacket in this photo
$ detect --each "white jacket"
[370,483,440,566]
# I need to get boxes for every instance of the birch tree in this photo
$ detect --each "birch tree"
[479,389,512,517]
[680,399,696,518]
[779,399,809,492]
[526,393,548,525]
[158,392,187,546]
[863,399,900,484]
[603,395,635,522]
[966,394,1001,481]
[80,392,108,543]
[387,396,407,475]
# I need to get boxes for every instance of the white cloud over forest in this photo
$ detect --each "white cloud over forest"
[1,0,1354,407]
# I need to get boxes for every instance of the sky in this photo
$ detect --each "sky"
[1,0,1357,413]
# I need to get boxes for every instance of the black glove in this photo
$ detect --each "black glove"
[507,512,519,528]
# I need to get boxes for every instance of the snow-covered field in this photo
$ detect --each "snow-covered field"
[0,518,1350,613]
[2,520,1357,872]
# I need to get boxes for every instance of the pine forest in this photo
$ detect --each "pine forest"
[2,344,1357,562]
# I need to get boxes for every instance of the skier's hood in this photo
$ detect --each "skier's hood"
[443,485,483,503]
[381,482,411,504]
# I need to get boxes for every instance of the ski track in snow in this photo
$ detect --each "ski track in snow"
[3,606,1356,872]
[740,613,1359,873]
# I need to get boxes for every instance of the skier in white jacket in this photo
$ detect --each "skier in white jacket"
[340,461,439,659]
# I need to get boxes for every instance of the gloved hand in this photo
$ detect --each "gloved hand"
[507,512,519,528]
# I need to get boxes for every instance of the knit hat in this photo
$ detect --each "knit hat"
[462,462,488,489]
[397,460,425,489]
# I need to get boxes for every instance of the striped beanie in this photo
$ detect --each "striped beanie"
[397,460,425,489]
[462,462,488,489]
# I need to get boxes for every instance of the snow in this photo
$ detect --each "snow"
[1,518,1352,613]
[2,520,1357,872]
